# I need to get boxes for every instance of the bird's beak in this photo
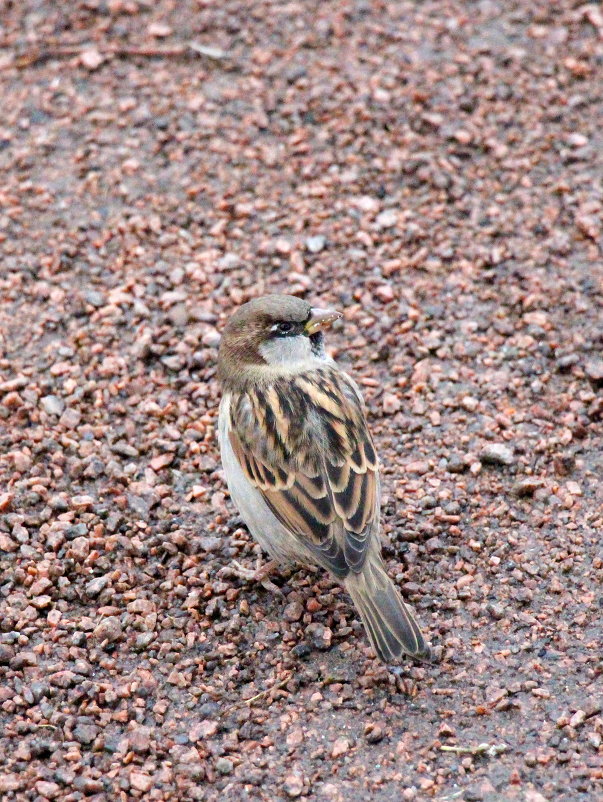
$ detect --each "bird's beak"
[305,307,342,335]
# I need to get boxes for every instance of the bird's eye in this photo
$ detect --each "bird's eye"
[273,321,295,335]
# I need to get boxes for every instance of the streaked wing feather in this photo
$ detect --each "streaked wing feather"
[228,367,379,576]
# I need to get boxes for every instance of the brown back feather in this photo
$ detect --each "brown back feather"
[228,366,379,577]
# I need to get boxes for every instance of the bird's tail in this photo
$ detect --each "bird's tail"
[345,559,430,663]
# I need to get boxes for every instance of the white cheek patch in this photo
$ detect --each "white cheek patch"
[259,336,314,366]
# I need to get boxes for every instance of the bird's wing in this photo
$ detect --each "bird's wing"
[228,367,379,577]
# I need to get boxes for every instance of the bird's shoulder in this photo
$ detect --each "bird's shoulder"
[228,365,371,465]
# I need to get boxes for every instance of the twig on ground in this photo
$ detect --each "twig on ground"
[220,675,292,716]
[440,742,508,758]
[3,41,237,71]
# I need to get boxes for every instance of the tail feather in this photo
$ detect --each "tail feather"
[345,560,429,662]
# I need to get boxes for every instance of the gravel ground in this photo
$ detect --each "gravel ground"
[1,2,602,800]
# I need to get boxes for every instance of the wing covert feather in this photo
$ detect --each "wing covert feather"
[228,367,379,576]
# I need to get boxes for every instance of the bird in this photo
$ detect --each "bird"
[217,294,430,663]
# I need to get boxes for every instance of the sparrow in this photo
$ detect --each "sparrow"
[217,294,430,663]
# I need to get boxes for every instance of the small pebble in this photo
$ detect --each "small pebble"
[93,617,122,642]
[85,575,109,597]
[331,737,350,758]
[382,393,401,414]
[480,444,514,466]
[283,601,304,622]
[129,771,153,793]
[283,774,304,798]
[73,721,99,745]
[215,757,233,775]
[585,358,603,386]
[511,478,543,497]
[375,209,398,229]
[40,395,65,416]
[446,454,467,474]
[305,624,332,650]
[305,235,326,253]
